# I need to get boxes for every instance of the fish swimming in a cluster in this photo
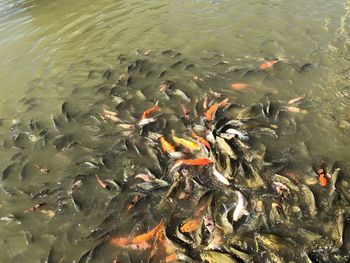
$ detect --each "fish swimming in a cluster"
[1,49,349,263]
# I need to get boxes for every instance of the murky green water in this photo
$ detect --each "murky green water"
[1,0,350,262]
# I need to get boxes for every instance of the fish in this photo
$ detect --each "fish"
[175,158,213,167]
[201,251,238,263]
[95,175,111,190]
[232,190,249,221]
[205,98,229,122]
[193,76,204,82]
[287,106,307,114]
[220,204,234,234]
[231,83,251,90]
[172,135,201,151]
[191,131,211,148]
[24,202,46,213]
[181,103,190,120]
[315,165,328,188]
[110,220,165,249]
[223,128,249,141]
[180,218,201,233]
[33,164,49,174]
[203,93,209,110]
[212,166,230,185]
[159,136,176,154]
[260,60,279,70]
[288,95,306,105]
[141,101,159,120]
[138,117,156,126]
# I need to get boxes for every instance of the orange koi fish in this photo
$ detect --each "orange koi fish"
[165,253,178,263]
[316,167,328,188]
[110,220,165,249]
[180,218,201,233]
[204,98,229,122]
[141,101,159,120]
[131,219,165,244]
[175,158,212,166]
[260,60,279,70]
[172,135,201,151]
[231,83,250,90]
[191,131,211,148]
[159,136,176,153]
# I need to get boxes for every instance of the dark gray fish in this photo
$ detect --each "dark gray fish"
[76,161,100,169]
[51,115,60,130]
[31,188,49,200]
[44,247,54,263]
[22,230,34,245]
[184,64,195,70]
[161,49,176,56]
[297,63,313,73]
[53,134,74,151]
[70,192,81,212]
[170,59,185,68]
[1,163,16,180]
[102,68,113,79]
[125,76,132,86]
[85,241,105,262]
[159,70,168,78]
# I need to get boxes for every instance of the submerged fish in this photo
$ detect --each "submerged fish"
[205,98,229,122]
[260,60,279,70]
[232,190,249,221]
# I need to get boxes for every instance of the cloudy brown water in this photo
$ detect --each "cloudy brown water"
[1,0,350,262]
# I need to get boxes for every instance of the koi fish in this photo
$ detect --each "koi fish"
[180,218,201,233]
[287,106,307,114]
[166,253,178,263]
[172,135,201,151]
[175,158,212,167]
[95,175,110,190]
[192,76,204,82]
[288,95,306,105]
[316,166,328,188]
[127,194,144,212]
[231,83,250,90]
[110,220,165,249]
[33,164,49,174]
[141,101,159,120]
[131,220,165,244]
[159,136,175,153]
[24,202,46,213]
[191,131,211,148]
[181,103,190,120]
[260,60,279,70]
[204,98,229,122]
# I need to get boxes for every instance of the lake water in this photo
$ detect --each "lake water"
[1,0,350,262]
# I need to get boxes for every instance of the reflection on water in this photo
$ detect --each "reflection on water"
[0,0,350,262]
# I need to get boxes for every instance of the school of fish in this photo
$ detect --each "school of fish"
[0,49,350,263]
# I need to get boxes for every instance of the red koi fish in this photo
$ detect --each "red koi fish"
[141,101,159,120]
[175,158,212,166]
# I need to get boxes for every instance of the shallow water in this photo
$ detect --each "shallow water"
[1,0,350,262]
